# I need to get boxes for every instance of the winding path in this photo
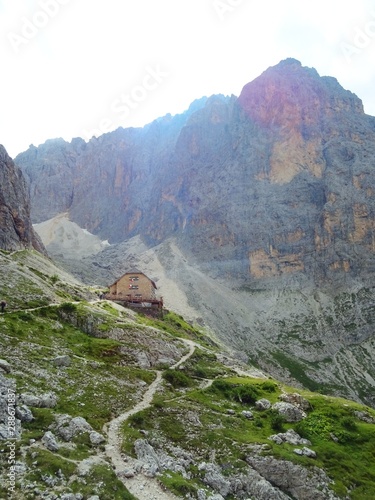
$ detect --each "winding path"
[102,339,196,500]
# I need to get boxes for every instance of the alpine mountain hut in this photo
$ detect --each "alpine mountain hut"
[107,270,162,309]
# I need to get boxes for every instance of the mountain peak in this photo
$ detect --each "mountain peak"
[238,59,363,129]
[279,57,301,65]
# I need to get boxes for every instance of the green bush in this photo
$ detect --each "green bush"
[193,366,210,378]
[341,416,357,432]
[236,385,259,404]
[18,312,33,322]
[160,471,198,496]
[260,380,278,393]
[294,411,333,439]
[163,369,192,388]
[128,412,146,428]
[269,409,285,431]
[59,302,77,313]
[209,379,259,404]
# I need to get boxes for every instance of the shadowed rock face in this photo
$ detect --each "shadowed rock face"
[0,145,45,253]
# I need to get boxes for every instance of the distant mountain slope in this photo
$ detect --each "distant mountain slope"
[0,145,45,253]
[33,212,110,259]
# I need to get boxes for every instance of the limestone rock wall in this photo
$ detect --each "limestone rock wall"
[16,60,375,288]
[0,145,45,253]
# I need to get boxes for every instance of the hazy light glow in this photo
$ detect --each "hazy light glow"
[1,0,375,158]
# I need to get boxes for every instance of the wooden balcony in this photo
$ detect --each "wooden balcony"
[105,294,163,309]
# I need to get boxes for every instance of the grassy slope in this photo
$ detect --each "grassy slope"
[0,250,375,499]
[122,369,375,499]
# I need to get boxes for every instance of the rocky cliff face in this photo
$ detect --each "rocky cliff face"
[15,59,375,406]
[16,60,375,288]
[0,145,45,253]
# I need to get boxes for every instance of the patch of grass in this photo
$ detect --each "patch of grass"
[160,470,199,496]
[57,363,154,430]
[269,409,285,431]
[22,408,55,440]
[163,368,193,388]
[208,378,259,404]
[50,274,59,284]
[100,301,121,317]
[127,409,150,428]
[18,312,34,322]
[58,302,78,313]
[25,448,76,479]
[137,310,212,346]
[70,336,122,361]
[271,350,321,392]
[121,369,375,498]
[260,380,278,393]
[292,396,375,498]
[71,464,137,499]
[24,449,135,499]
[159,413,186,442]
[183,349,229,379]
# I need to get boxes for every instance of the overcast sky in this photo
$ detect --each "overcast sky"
[1,0,375,158]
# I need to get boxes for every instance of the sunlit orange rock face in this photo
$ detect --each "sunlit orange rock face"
[238,58,363,185]
[236,59,374,284]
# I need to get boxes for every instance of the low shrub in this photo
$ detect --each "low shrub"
[269,409,285,431]
[163,369,192,388]
[59,302,77,313]
[209,379,259,404]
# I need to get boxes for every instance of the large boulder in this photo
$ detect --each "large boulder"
[255,398,272,411]
[269,428,311,446]
[247,455,338,499]
[134,439,160,477]
[53,415,94,442]
[272,402,306,422]
[294,447,317,458]
[15,405,34,423]
[199,463,231,497]
[0,360,11,374]
[278,393,311,411]
[89,431,106,445]
[42,431,59,452]
[20,392,57,408]
[198,461,290,499]
[53,355,71,368]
